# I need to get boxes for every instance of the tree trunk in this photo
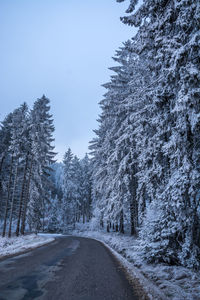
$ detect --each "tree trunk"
[100,218,104,228]
[130,202,135,235]
[42,196,45,233]
[2,154,14,237]
[83,212,85,224]
[119,210,124,234]
[20,155,33,235]
[8,159,19,237]
[130,198,138,236]
[16,153,29,236]
[193,208,200,248]
[107,222,110,233]
[0,156,5,218]
[0,155,5,175]
[0,155,5,198]
[43,210,45,232]
[130,168,138,235]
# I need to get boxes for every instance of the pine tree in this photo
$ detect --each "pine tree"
[8,103,29,237]
[25,95,56,234]
[1,103,29,237]
[0,113,13,219]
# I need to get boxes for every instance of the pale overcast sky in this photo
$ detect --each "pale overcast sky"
[0,0,137,161]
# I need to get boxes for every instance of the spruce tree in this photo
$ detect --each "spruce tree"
[25,95,56,234]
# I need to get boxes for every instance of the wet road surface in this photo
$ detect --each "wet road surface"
[0,236,139,300]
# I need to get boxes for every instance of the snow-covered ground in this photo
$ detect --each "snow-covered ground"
[0,234,55,259]
[72,225,200,300]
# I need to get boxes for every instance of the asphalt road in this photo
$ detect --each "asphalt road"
[0,236,140,300]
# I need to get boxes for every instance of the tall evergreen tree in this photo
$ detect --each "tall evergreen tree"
[8,103,29,237]
[25,95,56,233]
[0,112,13,218]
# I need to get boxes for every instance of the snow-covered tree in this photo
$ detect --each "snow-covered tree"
[61,148,74,229]
[118,0,200,267]
[61,149,92,231]
[0,96,56,236]
[90,0,200,269]
[26,95,56,233]
[80,154,92,223]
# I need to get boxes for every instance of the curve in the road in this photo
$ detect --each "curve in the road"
[0,236,141,300]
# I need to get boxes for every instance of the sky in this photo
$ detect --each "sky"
[0,0,137,161]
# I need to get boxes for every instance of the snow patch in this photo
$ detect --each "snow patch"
[0,234,55,259]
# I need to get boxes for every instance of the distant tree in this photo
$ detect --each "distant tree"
[47,196,60,233]
[80,154,92,223]
[61,148,74,229]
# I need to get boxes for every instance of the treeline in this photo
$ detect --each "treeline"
[90,0,200,268]
[0,95,92,236]
[46,150,92,233]
[0,95,56,237]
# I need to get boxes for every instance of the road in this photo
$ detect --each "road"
[0,236,140,300]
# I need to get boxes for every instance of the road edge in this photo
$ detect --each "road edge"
[72,234,167,300]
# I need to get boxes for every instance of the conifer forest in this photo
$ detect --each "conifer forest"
[0,0,200,279]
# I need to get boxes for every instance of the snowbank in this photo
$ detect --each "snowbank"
[0,234,55,259]
[72,227,200,300]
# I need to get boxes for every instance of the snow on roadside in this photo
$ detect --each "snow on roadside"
[72,227,200,300]
[0,234,55,259]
